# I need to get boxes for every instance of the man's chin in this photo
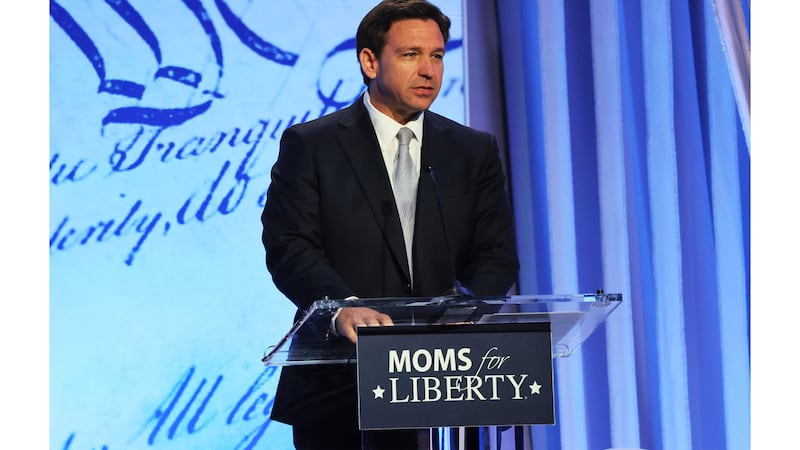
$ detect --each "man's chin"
[409,98,436,112]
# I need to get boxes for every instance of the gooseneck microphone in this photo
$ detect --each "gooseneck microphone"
[425,166,473,298]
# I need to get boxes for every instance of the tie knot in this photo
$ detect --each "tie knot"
[397,127,414,147]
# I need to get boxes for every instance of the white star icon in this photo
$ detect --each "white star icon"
[529,381,542,395]
[372,385,385,399]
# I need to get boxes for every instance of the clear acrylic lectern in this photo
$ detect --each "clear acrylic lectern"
[262,292,622,366]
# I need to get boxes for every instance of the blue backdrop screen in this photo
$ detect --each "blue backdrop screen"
[49,1,465,448]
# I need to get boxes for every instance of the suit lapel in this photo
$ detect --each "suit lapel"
[336,99,411,282]
[420,113,455,184]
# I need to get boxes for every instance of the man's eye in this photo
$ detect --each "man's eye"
[404,52,417,57]
[433,53,444,60]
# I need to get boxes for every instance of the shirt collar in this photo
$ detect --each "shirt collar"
[363,91,424,147]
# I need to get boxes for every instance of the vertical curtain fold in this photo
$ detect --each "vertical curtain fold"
[535,1,586,448]
[588,0,641,447]
[640,0,693,448]
[703,2,751,449]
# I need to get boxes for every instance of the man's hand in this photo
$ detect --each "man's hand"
[334,307,394,343]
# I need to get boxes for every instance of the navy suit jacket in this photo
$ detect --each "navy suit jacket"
[261,96,519,427]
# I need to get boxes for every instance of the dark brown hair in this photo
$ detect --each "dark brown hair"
[356,0,451,85]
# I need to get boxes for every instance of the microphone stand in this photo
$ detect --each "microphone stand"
[425,166,473,298]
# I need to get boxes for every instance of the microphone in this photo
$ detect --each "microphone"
[425,166,473,298]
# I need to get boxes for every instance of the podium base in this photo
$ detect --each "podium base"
[361,427,479,450]
[360,429,423,450]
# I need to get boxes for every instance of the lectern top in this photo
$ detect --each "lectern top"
[262,292,622,366]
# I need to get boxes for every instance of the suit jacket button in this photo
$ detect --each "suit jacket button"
[403,284,413,293]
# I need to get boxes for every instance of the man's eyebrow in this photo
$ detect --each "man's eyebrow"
[396,45,446,53]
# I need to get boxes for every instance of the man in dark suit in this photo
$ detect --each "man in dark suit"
[261,1,519,448]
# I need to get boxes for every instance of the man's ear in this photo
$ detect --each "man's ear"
[359,48,378,81]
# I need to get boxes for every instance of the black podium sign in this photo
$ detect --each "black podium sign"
[356,322,555,430]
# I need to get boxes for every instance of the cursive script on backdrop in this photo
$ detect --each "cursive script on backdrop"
[61,366,283,450]
[50,13,464,266]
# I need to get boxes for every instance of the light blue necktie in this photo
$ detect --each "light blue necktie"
[393,127,417,281]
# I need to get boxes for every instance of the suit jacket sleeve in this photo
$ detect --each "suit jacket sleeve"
[261,125,355,311]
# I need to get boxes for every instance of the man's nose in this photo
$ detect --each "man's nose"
[418,59,435,79]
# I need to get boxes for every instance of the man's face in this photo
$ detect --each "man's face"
[359,18,445,124]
